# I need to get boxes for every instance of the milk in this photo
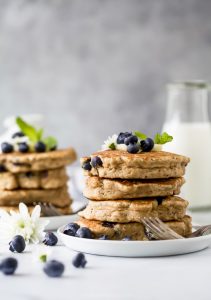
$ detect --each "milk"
[162,122,211,209]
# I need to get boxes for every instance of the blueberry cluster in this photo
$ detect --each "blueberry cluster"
[117,132,154,154]
[1,131,56,154]
[82,156,103,171]
[63,222,93,239]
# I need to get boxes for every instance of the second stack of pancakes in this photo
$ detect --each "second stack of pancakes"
[79,150,192,240]
[0,148,76,215]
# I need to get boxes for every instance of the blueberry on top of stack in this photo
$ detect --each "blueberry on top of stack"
[77,131,191,240]
[0,117,76,215]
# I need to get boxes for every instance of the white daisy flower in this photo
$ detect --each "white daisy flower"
[152,144,163,151]
[0,203,49,244]
[101,134,118,150]
[116,144,127,151]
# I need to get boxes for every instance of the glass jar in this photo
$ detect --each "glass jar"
[162,81,211,209]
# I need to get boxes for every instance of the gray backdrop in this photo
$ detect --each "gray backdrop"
[0,0,211,156]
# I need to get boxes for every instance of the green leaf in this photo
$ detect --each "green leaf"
[39,254,47,263]
[134,131,147,140]
[109,143,116,150]
[43,136,57,151]
[37,128,44,141]
[16,117,39,142]
[154,132,173,144]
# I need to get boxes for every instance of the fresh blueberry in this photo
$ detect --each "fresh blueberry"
[82,160,92,171]
[117,132,132,144]
[35,141,46,153]
[91,156,102,168]
[0,257,18,275]
[0,165,6,172]
[140,138,154,152]
[122,236,131,241]
[43,260,65,277]
[50,145,57,151]
[63,223,80,236]
[72,252,87,268]
[1,142,14,153]
[98,235,108,240]
[12,132,25,138]
[156,198,163,205]
[75,227,93,239]
[9,235,26,253]
[124,135,138,145]
[127,143,139,154]
[18,142,29,153]
[43,232,58,246]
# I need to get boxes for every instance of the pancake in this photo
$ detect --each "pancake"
[81,150,189,179]
[79,196,188,222]
[0,185,71,207]
[0,204,72,216]
[77,216,192,240]
[84,176,185,200]
[0,147,76,173]
[0,167,69,190]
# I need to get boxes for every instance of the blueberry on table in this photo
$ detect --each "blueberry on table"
[122,236,131,241]
[140,138,154,152]
[91,156,102,168]
[1,142,14,153]
[124,135,138,145]
[43,232,58,246]
[43,260,65,278]
[18,142,29,153]
[12,132,25,138]
[63,223,80,236]
[98,235,108,240]
[9,235,26,253]
[127,143,139,154]
[72,252,87,268]
[75,227,93,239]
[82,160,92,171]
[117,132,132,144]
[0,257,18,275]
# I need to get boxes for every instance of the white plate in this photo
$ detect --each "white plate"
[57,226,211,257]
[43,214,78,231]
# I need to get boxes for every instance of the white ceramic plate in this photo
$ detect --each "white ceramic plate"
[57,225,211,257]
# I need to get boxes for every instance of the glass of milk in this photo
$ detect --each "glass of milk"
[162,81,211,210]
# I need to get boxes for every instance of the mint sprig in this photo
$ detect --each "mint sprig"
[108,143,116,150]
[134,131,147,140]
[154,132,173,144]
[16,117,57,149]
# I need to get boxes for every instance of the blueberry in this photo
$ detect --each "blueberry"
[75,227,93,239]
[0,257,18,275]
[35,141,46,153]
[117,132,132,144]
[9,235,26,253]
[50,145,57,151]
[124,135,138,145]
[0,165,6,172]
[72,252,87,268]
[122,236,131,241]
[91,156,102,168]
[43,260,64,277]
[43,232,58,246]
[127,143,139,154]
[18,142,29,153]
[82,160,92,171]
[63,222,80,236]
[156,197,163,205]
[98,235,108,240]
[12,132,25,139]
[140,138,154,152]
[1,142,14,153]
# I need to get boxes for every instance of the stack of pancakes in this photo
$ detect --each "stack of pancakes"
[79,150,192,240]
[0,148,76,215]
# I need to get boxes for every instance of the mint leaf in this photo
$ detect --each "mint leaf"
[154,132,173,144]
[43,136,57,151]
[37,128,44,141]
[134,131,147,140]
[16,117,39,142]
[109,143,116,150]
[39,254,47,263]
